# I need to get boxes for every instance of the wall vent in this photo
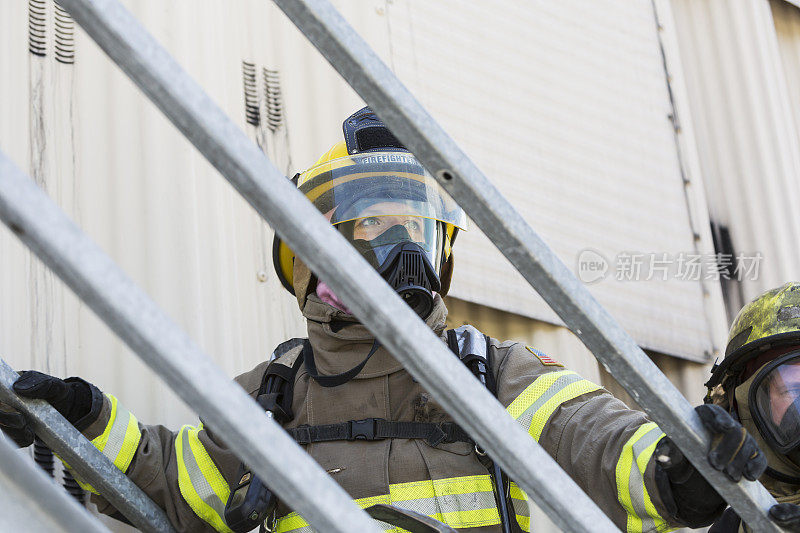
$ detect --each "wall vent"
[263,68,283,132]
[28,0,47,57]
[242,61,260,127]
[54,1,75,64]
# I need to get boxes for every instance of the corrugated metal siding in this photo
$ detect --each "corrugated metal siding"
[384,0,720,361]
[669,0,800,311]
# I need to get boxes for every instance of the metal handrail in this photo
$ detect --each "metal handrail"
[269,0,782,531]
[0,358,174,532]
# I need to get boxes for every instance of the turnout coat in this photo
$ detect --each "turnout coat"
[79,295,681,532]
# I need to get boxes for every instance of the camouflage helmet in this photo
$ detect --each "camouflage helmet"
[706,282,800,391]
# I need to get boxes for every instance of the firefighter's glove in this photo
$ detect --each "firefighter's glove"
[696,403,767,482]
[769,503,800,532]
[655,435,725,528]
[0,371,102,448]
[0,404,34,447]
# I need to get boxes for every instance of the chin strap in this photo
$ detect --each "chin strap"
[304,339,382,387]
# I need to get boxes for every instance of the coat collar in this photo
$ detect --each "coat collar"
[302,293,449,378]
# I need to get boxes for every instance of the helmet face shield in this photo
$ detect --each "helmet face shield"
[297,152,467,231]
[750,351,800,453]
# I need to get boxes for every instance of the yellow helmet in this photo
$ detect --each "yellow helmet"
[272,107,466,314]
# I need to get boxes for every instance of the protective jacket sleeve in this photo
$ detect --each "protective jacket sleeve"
[72,362,270,533]
[493,339,681,533]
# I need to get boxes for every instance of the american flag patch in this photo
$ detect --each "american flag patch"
[526,346,563,367]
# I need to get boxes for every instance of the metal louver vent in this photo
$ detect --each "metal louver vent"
[263,68,284,132]
[242,61,260,127]
[28,0,47,57]
[54,1,75,64]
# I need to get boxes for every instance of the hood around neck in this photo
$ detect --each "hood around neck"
[301,292,449,379]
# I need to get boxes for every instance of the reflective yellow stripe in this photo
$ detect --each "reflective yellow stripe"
[507,370,601,440]
[176,425,233,533]
[275,493,391,533]
[91,394,141,473]
[615,422,671,533]
[68,394,142,494]
[275,474,531,533]
[510,482,531,532]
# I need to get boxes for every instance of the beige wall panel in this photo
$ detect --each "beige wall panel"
[382,0,721,362]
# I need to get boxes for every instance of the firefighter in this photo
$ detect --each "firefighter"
[0,108,767,533]
[705,282,800,532]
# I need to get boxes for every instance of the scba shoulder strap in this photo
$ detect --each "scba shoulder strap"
[256,339,307,424]
[446,325,496,395]
[260,325,496,445]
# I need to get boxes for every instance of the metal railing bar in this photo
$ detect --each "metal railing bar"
[269,0,781,531]
[53,0,619,531]
[0,153,382,533]
[0,430,109,533]
[0,358,175,533]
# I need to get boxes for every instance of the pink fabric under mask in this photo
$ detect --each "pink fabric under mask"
[316,281,353,314]
[317,280,438,316]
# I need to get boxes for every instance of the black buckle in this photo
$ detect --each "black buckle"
[349,418,381,441]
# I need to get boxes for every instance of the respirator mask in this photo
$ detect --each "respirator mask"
[750,350,800,466]
[345,207,443,318]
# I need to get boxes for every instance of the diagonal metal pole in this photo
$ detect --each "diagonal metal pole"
[0,358,175,533]
[269,0,782,531]
[0,430,109,533]
[0,153,381,533]
[52,1,619,531]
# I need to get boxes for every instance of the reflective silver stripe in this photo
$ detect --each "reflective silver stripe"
[510,483,532,532]
[511,495,530,518]
[103,403,133,465]
[393,489,497,518]
[180,429,227,521]
[628,426,665,532]
[514,373,583,431]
